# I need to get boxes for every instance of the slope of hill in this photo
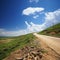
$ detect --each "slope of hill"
[0,23,60,60]
[0,34,35,60]
[38,23,60,37]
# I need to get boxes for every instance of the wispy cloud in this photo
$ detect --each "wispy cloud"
[0,29,26,36]
[25,21,46,32]
[0,9,60,36]
[24,9,60,33]
[33,15,39,19]
[22,7,44,15]
[29,0,39,3]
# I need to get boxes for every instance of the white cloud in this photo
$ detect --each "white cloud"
[33,15,39,19]
[45,9,60,26]
[24,9,60,34]
[29,0,39,3]
[0,9,60,36]
[22,7,44,15]
[0,21,46,36]
[25,21,46,33]
[0,29,26,36]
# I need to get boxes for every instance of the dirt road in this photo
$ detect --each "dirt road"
[33,33,60,55]
[4,33,60,60]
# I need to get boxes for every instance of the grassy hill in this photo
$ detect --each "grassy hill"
[0,34,35,60]
[38,23,60,37]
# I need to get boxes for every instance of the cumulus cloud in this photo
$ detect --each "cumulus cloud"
[45,9,60,26]
[0,9,60,36]
[24,9,60,34]
[29,0,39,3]
[22,7,44,15]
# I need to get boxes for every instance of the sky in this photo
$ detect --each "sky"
[0,0,60,36]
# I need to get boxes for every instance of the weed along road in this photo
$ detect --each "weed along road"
[33,33,60,55]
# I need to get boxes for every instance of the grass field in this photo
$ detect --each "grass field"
[38,23,60,37]
[0,34,35,60]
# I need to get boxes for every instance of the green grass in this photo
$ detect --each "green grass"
[0,34,35,60]
[38,23,60,37]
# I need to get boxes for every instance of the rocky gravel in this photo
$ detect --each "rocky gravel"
[15,46,43,60]
[4,45,44,60]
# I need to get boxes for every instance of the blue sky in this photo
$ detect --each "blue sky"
[0,0,60,36]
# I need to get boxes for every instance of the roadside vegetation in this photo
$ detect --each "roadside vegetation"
[0,34,35,60]
[38,23,60,37]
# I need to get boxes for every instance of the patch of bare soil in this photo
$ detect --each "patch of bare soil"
[4,38,60,60]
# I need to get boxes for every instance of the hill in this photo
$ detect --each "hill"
[38,23,60,37]
[0,23,60,60]
[0,34,35,60]
[0,34,48,60]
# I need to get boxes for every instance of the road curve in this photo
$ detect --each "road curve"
[33,33,60,55]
